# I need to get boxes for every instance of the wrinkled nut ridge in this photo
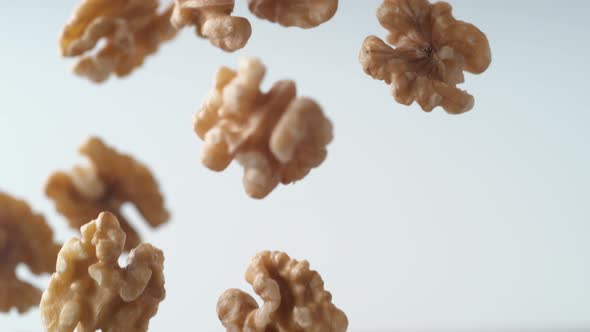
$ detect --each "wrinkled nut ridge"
[247,0,339,28]
[0,193,61,313]
[45,136,169,252]
[40,212,165,332]
[359,0,491,114]
[171,0,252,52]
[60,0,178,82]
[194,58,333,199]
[217,251,348,332]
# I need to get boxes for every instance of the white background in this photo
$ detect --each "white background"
[1,0,589,331]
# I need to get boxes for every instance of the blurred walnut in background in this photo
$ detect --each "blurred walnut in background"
[41,212,165,332]
[360,0,491,114]
[194,58,333,199]
[60,0,177,82]
[0,193,60,313]
[217,250,348,332]
[247,0,338,28]
[171,0,252,52]
[45,137,169,252]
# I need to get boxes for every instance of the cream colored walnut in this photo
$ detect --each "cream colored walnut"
[217,251,348,332]
[247,0,338,28]
[60,0,178,82]
[171,0,252,52]
[359,0,491,114]
[45,136,169,252]
[0,192,61,313]
[194,58,333,199]
[40,212,165,332]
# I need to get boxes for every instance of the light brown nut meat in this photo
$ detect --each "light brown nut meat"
[217,251,348,332]
[45,137,169,252]
[40,212,165,332]
[0,192,60,313]
[171,0,252,52]
[194,58,333,199]
[359,0,491,114]
[60,0,177,82]
[247,0,338,28]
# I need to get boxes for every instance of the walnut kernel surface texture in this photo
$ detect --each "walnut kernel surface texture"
[45,137,169,252]
[247,0,338,28]
[0,193,60,313]
[360,0,492,114]
[171,0,252,52]
[194,58,333,199]
[40,212,165,332]
[217,251,348,332]
[60,0,177,82]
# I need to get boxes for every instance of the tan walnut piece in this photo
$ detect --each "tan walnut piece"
[217,250,348,332]
[0,192,61,313]
[40,212,166,332]
[194,58,333,199]
[360,0,492,114]
[247,0,339,28]
[45,136,170,252]
[60,0,178,82]
[171,0,252,52]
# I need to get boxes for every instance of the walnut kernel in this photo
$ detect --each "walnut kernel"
[194,58,333,198]
[45,137,169,252]
[171,0,252,52]
[247,0,339,28]
[60,0,178,82]
[359,0,492,114]
[40,212,165,332]
[217,251,348,332]
[0,192,60,313]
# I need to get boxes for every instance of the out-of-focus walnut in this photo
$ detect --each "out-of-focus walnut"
[217,251,348,332]
[45,137,169,252]
[40,212,165,332]
[60,0,178,82]
[247,0,338,28]
[171,0,252,52]
[0,192,60,313]
[194,58,333,199]
[359,0,491,114]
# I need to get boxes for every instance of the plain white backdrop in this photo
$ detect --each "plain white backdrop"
[1,0,589,331]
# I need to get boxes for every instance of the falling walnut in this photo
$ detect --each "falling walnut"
[171,0,252,52]
[45,136,169,252]
[359,0,492,114]
[217,251,348,332]
[247,0,339,28]
[0,192,61,313]
[194,58,333,199]
[40,212,165,332]
[60,0,178,82]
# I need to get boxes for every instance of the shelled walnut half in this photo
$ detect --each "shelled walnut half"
[217,251,348,332]
[247,0,339,28]
[40,212,165,332]
[171,0,252,52]
[194,58,333,199]
[0,192,61,313]
[45,136,169,252]
[359,0,491,114]
[60,0,178,82]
